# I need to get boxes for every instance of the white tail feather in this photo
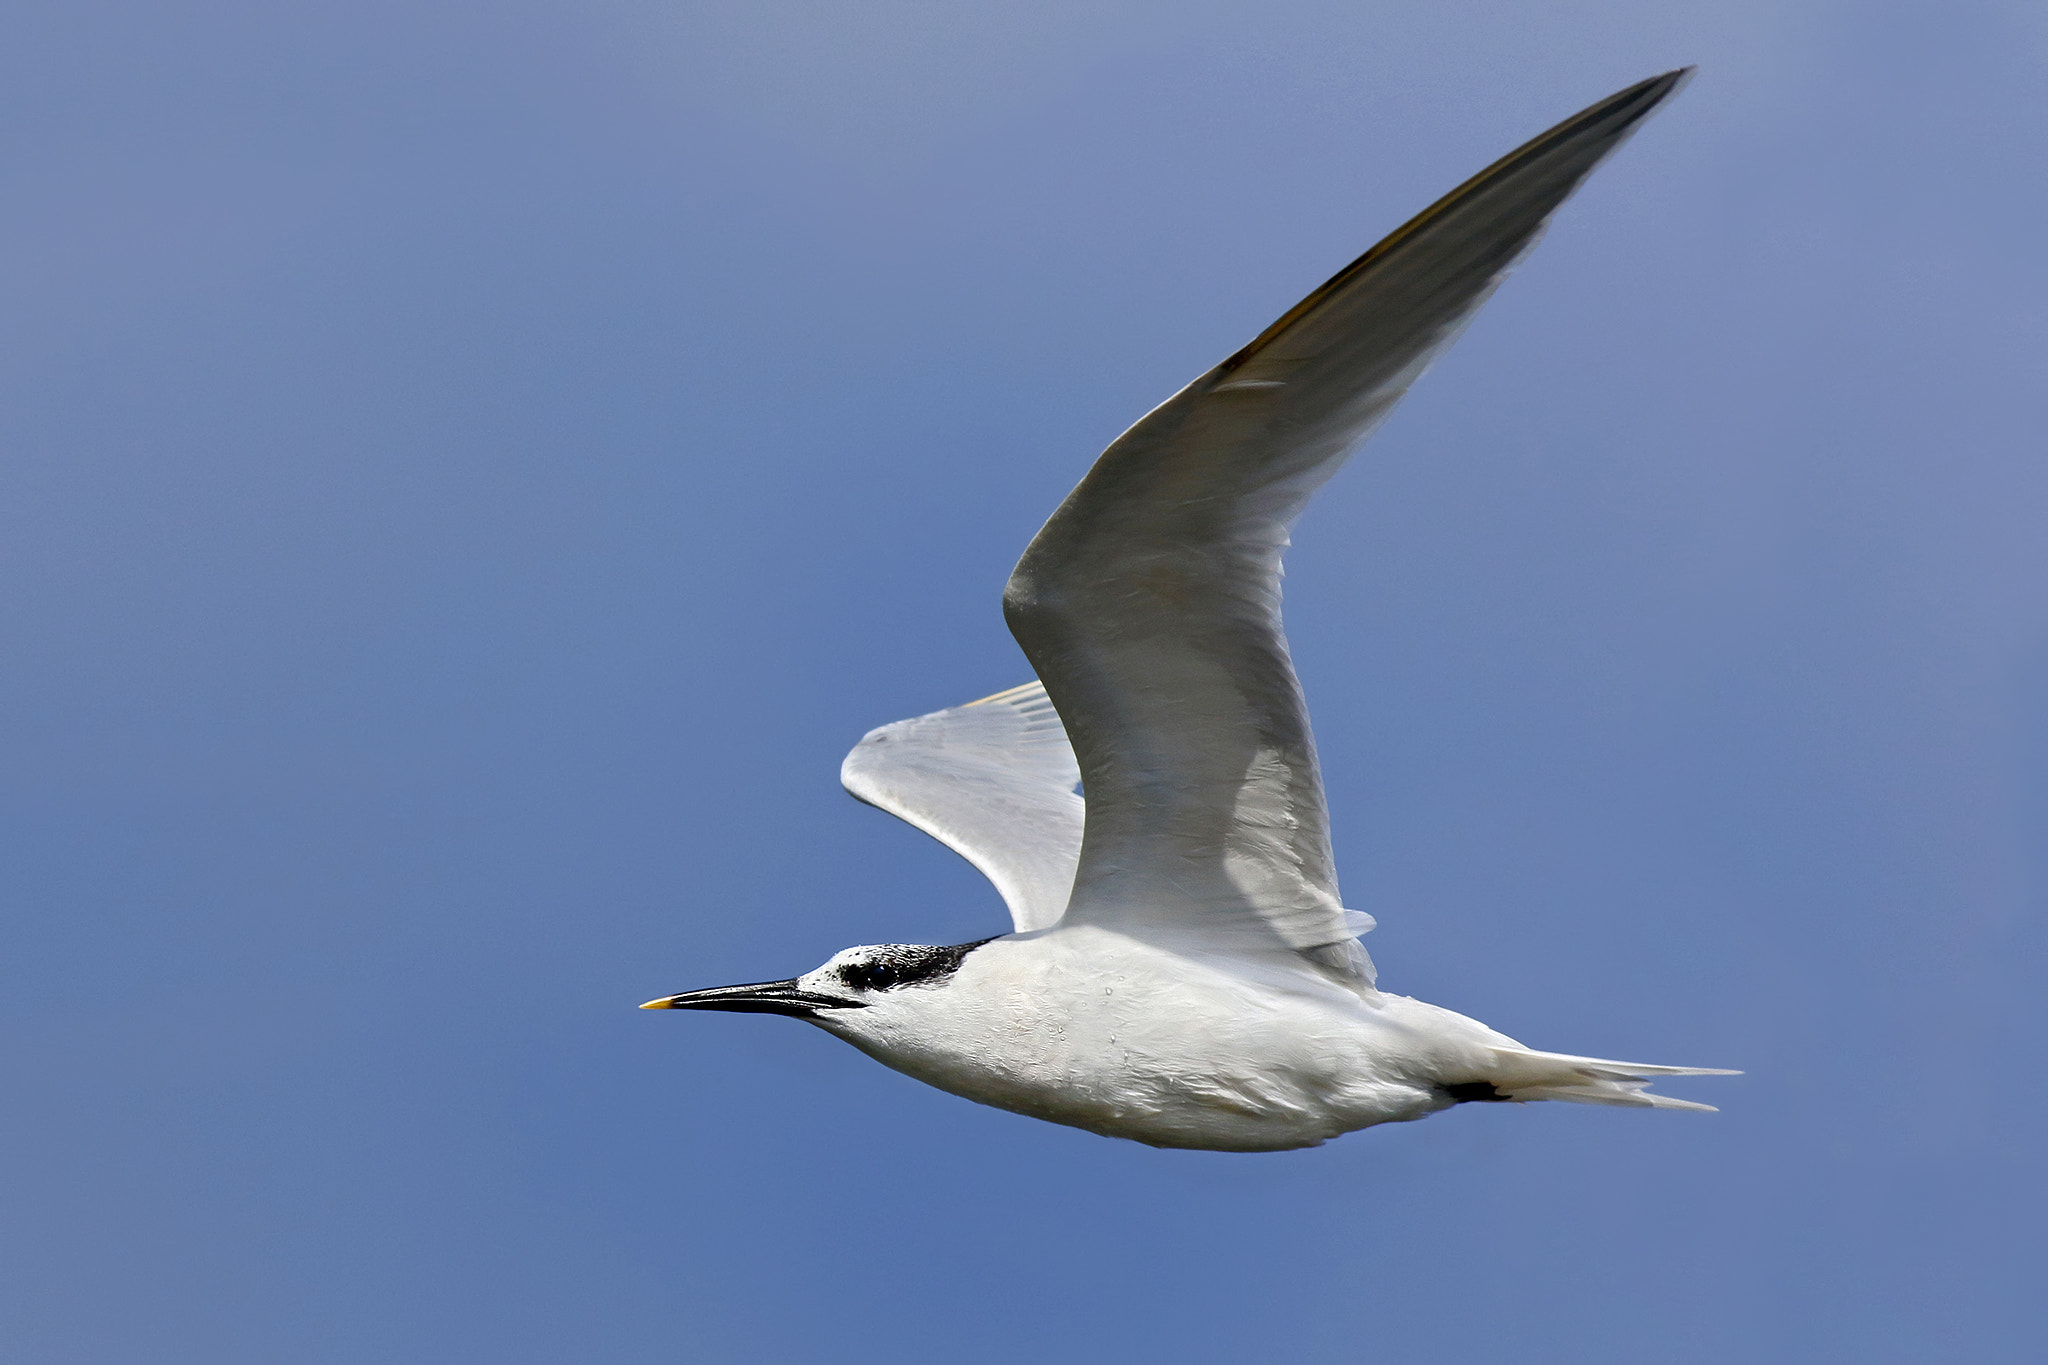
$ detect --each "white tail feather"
[1481,1046,1739,1111]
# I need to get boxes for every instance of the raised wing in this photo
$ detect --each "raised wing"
[1003,71,1690,981]
[840,681,1083,933]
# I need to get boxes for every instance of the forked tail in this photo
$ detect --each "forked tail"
[1473,1047,1740,1112]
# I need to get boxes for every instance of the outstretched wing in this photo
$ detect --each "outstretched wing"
[840,681,1083,933]
[1003,72,1691,980]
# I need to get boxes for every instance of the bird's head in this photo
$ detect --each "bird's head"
[639,938,998,1024]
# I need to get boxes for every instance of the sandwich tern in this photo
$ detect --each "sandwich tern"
[644,69,1735,1151]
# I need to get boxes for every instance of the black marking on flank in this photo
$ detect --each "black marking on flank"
[833,938,999,994]
[1441,1081,1512,1103]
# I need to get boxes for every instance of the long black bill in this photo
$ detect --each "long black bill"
[638,979,861,1018]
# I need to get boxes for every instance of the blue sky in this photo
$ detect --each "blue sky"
[2,2,2043,1361]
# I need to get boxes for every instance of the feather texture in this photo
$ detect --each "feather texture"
[1003,71,1691,978]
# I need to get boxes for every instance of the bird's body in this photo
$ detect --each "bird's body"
[801,927,1718,1151]
[645,69,1735,1150]
[817,929,1512,1151]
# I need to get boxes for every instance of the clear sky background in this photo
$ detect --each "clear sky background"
[3,2,2042,1361]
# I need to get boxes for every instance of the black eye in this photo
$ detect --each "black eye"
[840,961,895,991]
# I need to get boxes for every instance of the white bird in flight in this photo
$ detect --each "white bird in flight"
[643,70,1735,1151]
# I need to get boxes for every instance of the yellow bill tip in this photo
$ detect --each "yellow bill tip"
[638,997,675,1010]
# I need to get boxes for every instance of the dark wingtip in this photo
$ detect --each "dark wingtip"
[1584,66,1696,134]
[1617,67,1697,119]
[1218,67,1697,372]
